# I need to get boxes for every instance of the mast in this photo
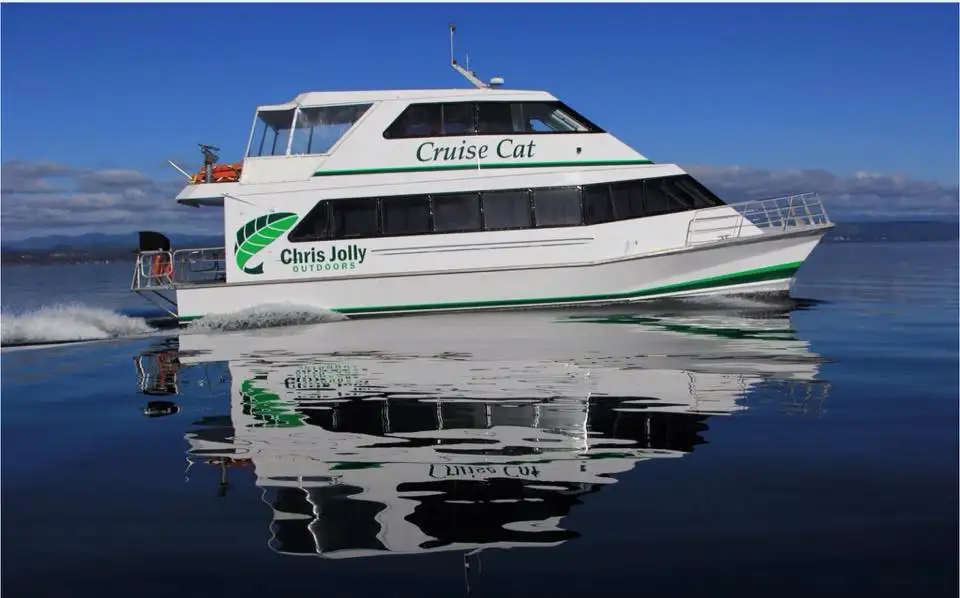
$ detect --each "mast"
[448,23,503,90]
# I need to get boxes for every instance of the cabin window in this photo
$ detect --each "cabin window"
[384,103,476,138]
[442,103,475,136]
[481,190,532,230]
[331,198,379,239]
[288,202,331,242]
[582,184,616,225]
[385,104,442,138]
[533,187,582,227]
[381,195,432,236]
[432,193,482,233]
[288,174,725,245]
[672,175,726,209]
[247,109,296,157]
[516,102,597,133]
[610,180,646,220]
[290,104,372,155]
[644,178,681,216]
[475,102,521,134]
[385,101,604,139]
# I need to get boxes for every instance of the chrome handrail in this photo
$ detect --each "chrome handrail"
[684,192,831,247]
[131,246,227,290]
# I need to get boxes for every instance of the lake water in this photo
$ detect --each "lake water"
[1,241,957,597]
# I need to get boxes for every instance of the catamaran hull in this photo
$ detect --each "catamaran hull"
[174,227,826,322]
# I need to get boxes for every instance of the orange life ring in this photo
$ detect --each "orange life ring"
[152,254,173,278]
[191,162,243,184]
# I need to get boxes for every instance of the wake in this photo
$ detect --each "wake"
[0,304,161,348]
[181,303,347,333]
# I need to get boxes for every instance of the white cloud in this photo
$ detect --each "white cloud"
[683,164,958,217]
[0,160,221,241]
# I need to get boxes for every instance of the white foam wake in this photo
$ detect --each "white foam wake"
[182,303,348,333]
[0,304,156,347]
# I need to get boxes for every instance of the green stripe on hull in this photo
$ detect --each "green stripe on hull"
[177,261,802,323]
[312,159,654,177]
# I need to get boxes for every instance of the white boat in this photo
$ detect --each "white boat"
[136,309,830,560]
[131,25,833,323]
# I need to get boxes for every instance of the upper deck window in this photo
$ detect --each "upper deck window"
[290,104,372,155]
[383,101,604,139]
[247,109,296,157]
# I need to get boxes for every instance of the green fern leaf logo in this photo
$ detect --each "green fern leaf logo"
[240,379,304,428]
[233,212,299,275]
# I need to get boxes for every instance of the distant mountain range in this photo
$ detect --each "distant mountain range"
[2,232,223,251]
[1,219,956,266]
[1,232,223,266]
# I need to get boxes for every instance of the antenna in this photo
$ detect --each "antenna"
[448,23,503,90]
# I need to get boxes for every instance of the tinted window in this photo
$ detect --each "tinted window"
[476,102,520,134]
[582,184,615,224]
[288,202,331,242]
[674,175,725,208]
[533,187,581,227]
[384,101,604,139]
[382,195,431,236]
[442,103,474,135]
[610,180,645,220]
[644,179,679,216]
[384,104,442,138]
[433,193,481,233]
[331,199,379,238]
[482,190,531,230]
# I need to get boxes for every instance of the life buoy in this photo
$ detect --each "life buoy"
[191,162,243,184]
[152,254,173,278]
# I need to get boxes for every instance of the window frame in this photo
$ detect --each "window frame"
[289,103,374,157]
[531,186,585,228]
[382,100,606,140]
[285,175,726,244]
[380,194,433,237]
[329,197,381,240]
[479,189,534,231]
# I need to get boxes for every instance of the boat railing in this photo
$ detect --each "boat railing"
[684,192,831,247]
[131,247,227,290]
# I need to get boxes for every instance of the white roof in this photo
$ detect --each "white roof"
[257,88,558,111]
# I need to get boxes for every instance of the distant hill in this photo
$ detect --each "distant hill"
[823,220,958,243]
[1,233,223,266]
[2,232,223,251]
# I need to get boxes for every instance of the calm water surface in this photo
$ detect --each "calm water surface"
[1,241,957,597]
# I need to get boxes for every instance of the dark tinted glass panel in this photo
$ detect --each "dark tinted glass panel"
[482,190,531,230]
[331,199,379,238]
[476,102,519,134]
[674,175,725,208]
[442,103,474,135]
[610,180,645,219]
[382,195,431,236]
[433,193,482,233]
[288,202,331,242]
[533,187,581,227]
[384,101,604,138]
[582,184,615,224]
[384,104,442,138]
[642,179,676,216]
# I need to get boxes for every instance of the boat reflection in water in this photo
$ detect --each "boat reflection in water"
[134,304,831,563]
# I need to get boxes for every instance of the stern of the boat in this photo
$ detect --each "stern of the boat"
[130,230,228,319]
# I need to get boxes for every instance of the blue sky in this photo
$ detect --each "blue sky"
[1,3,958,240]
